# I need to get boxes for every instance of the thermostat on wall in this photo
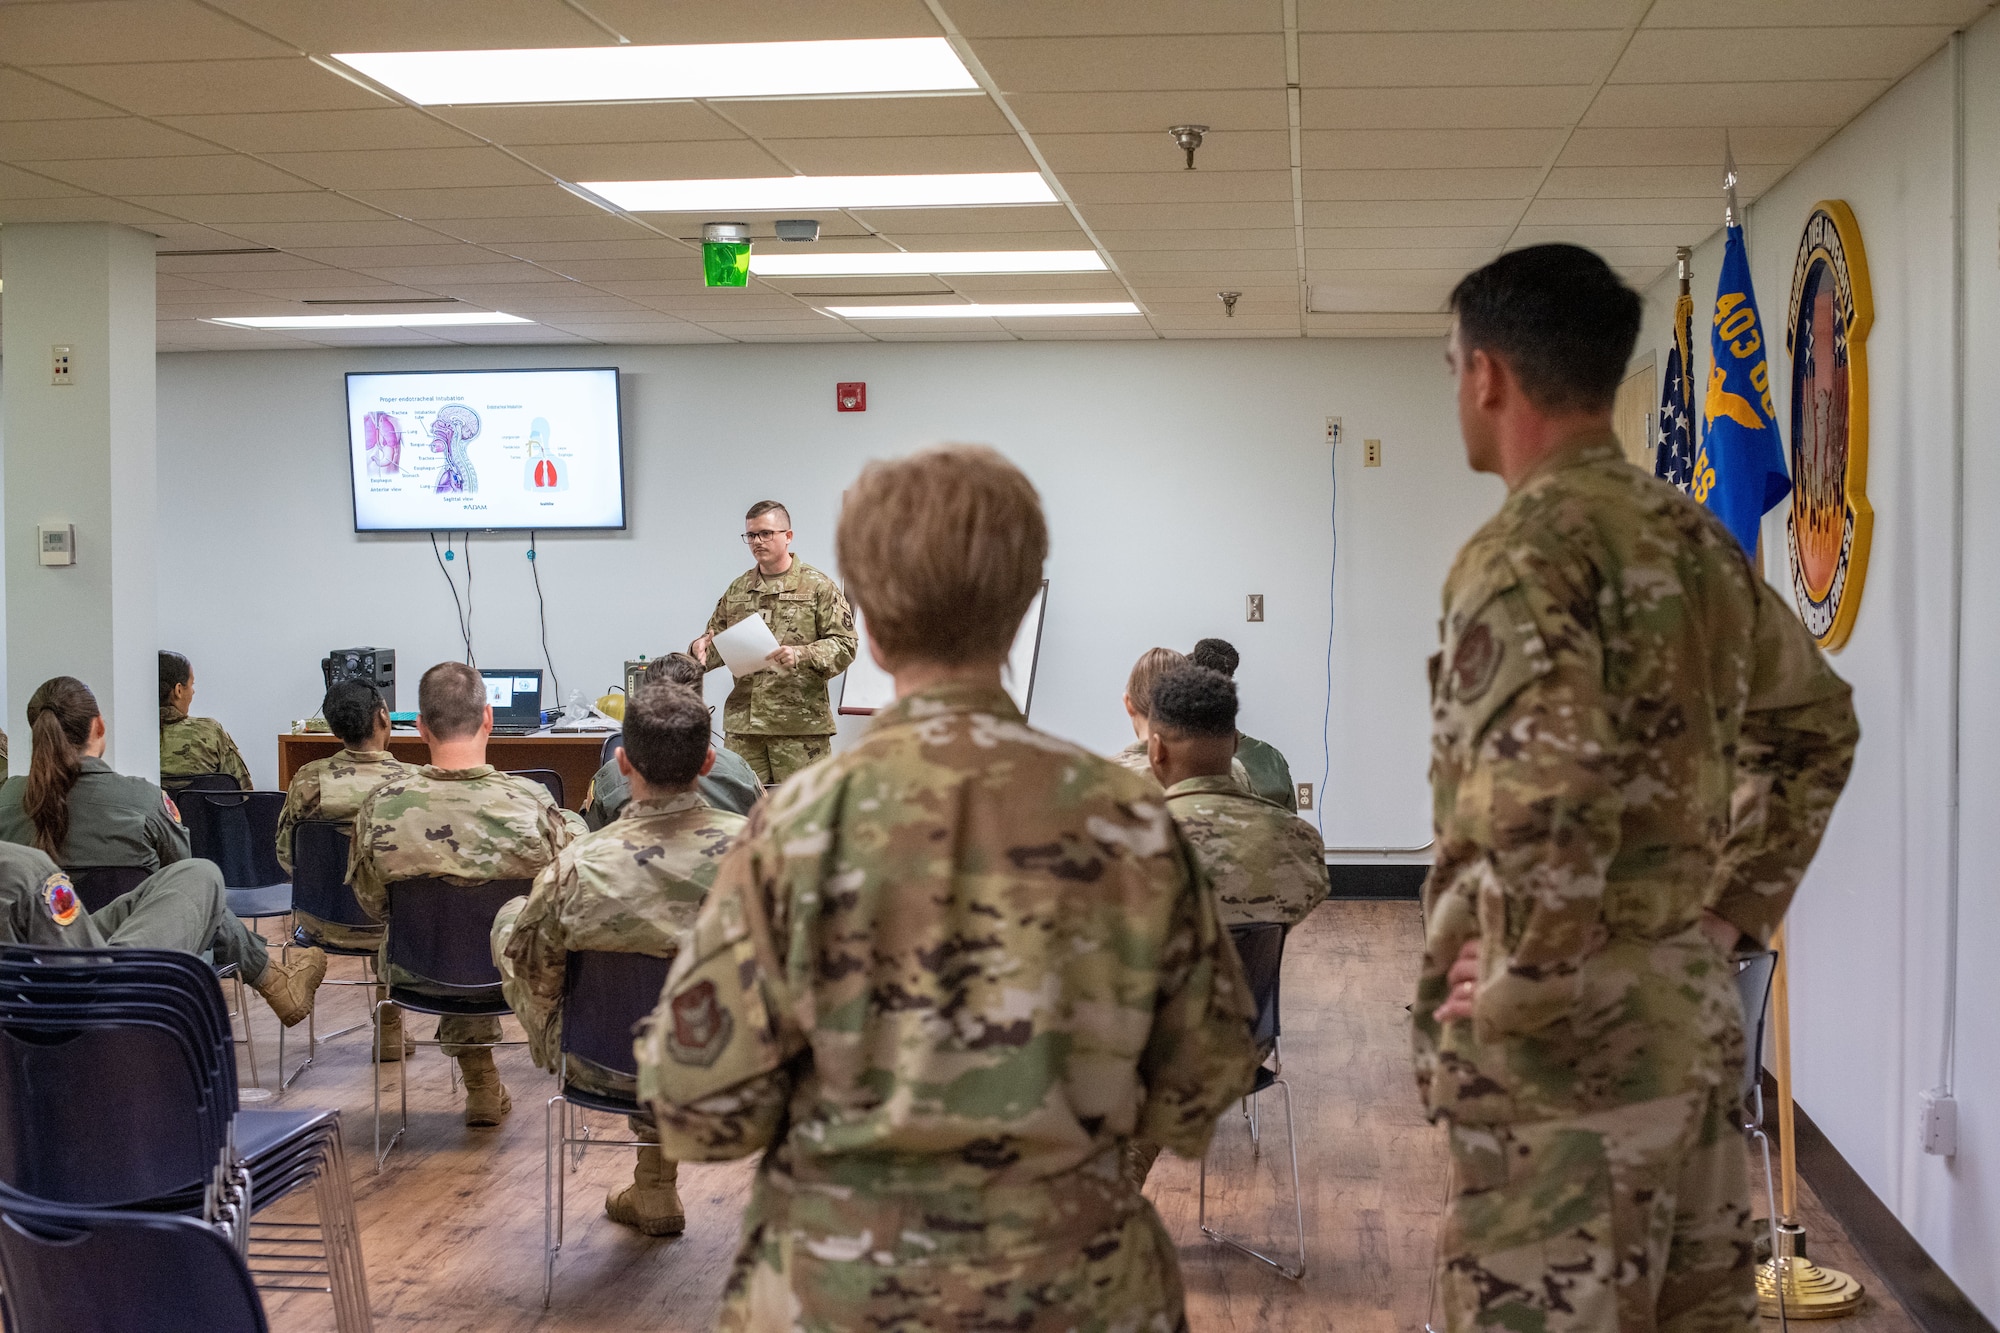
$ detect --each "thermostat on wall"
[37,525,75,567]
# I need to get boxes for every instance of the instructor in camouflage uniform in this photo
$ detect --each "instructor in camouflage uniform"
[1417,244,1858,1333]
[495,681,745,1236]
[639,446,1258,1332]
[349,661,580,1127]
[689,500,856,785]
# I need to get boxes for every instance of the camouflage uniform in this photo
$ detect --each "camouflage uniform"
[1234,733,1297,811]
[348,765,575,1054]
[699,559,856,784]
[158,706,252,791]
[583,743,762,830]
[277,747,416,950]
[1414,432,1858,1333]
[1165,775,1325,929]
[1112,739,1253,793]
[0,841,269,978]
[0,758,190,871]
[637,682,1259,1332]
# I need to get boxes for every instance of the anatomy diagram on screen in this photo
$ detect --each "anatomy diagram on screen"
[363,411,403,478]
[522,417,568,492]
[429,404,481,494]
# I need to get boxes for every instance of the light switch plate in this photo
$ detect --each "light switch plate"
[1246,593,1264,622]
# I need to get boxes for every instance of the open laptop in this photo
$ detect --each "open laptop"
[481,668,545,735]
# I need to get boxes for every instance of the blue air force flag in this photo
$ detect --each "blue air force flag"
[1698,223,1791,551]
[1655,288,1696,490]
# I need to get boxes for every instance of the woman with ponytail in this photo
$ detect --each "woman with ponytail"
[158,651,251,793]
[0,675,328,1026]
[0,676,190,870]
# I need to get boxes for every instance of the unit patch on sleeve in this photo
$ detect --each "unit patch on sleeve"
[41,871,81,927]
[666,979,734,1067]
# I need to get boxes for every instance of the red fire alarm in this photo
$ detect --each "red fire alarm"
[837,381,866,412]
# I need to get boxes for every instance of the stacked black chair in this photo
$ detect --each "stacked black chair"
[179,789,300,1087]
[288,819,383,1081]
[507,768,566,807]
[0,944,371,1331]
[374,875,533,1170]
[1198,921,1304,1281]
[0,1182,269,1333]
[544,949,674,1306]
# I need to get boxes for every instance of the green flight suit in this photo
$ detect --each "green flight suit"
[0,758,190,871]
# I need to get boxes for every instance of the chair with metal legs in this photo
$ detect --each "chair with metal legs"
[180,789,301,1089]
[288,820,384,1085]
[1197,921,1304,1280]
[544,949,674,1307]
[372,876,533,1170]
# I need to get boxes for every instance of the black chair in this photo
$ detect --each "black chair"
[1736,950,1790,1330]
[178,790,297,1087]
[0,1184,269,1333]
[1198,921,1303,1281]
[599,732,623,766]
[287,820,382,1083]
[544,950,673,1305]
[373,876,533,1170]
[508,768,566,808]
[65,864,152,914]
[0,946,371,1331]
[163,771,243,796]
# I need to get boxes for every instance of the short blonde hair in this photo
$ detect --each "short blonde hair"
[837,445,1047,667]
[1124,647,1186,719]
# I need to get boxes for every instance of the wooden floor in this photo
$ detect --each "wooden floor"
[238,902,1917,1332]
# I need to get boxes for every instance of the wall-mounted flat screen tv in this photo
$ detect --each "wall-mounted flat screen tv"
[346,367,625,532]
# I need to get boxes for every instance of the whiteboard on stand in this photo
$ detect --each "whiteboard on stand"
[838,580,1048,718]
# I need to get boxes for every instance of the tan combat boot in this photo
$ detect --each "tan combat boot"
[605,1146,685,1236]
[458,1048,512,1127]
[251,948,328,1027]
[373,989,415,1063]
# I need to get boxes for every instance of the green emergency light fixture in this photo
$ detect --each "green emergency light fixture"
[702,221,751,287]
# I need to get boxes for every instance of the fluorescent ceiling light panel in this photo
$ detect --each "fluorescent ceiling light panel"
[203,313,534,330]
[751,250,1105,277]
[332,38,976,105]
[824,302,1142,319]
[582,173,1056,212]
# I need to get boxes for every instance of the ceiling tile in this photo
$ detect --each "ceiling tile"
[1306,247,1497,270]
[203,218,457,247]
[717,95,1012,140]
[159,109,482,154]
[1609,27,1954,84]
[1007,90,1291,133]
[888,229,1092,248]
[1078,200,1296,229]
[1518,196,1726,225]
[37,59,391,116]
[19,153,315,196]
[943,275,1128,296]
[0,68,126,121]
[510,140,784,181]
[759,134,1036,175]
[354,261,570,286]
[1301,85,1591,130]
[0,161,89,199]
[425,213,658,244]
[949,0,1282,36]
[1643,0,1989,28]
[0,196,176,224]
[1037,130,1291,174]
[1303,168,1541,200]
[262,146,547,190]
[975,36,1287,93]
[0,1,293,63]
[1063,169,1293,204]
[1303,198,1525,226]
[1117,248,1296,273]
[1299,30,1627,87]
[432,102,745,148]
[585,0,941,43]
[1583,79,1889,128]
[1096,227,1296,250]
[1298,0,1645,29]
[1302,128,1565,171]
[0,117,219,160]
[1306,224,1511,248]
[287,243,520,269]
[203,0,610,51]
[345,184,590,219]
[156,249,330,273]
[1539,163,1783,198]
[1557,125,1828,167]
[844,205,1073,233]
[535,257,692,283]
[123,190,391,223]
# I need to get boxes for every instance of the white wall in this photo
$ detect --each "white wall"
[152,337,1498,851]
[1635,16,1999,1317]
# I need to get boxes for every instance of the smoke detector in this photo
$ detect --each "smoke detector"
[1168,125,1208,169]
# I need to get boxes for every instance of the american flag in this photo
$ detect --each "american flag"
[1655,287,1695,490]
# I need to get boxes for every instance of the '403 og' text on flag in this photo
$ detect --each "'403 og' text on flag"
[1699,222,1791,551]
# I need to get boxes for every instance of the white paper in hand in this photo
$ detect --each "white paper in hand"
[714,613,782,677]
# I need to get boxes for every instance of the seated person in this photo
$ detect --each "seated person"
[0,679,325,1024]
[158,651,252,792]
[1113,646,1250,792]
[277,678,417,1061]
[583,654,761,828]
[1189,636,1299,811]
[494,681,747,1236]
[1149,664,1326,929]
[348,661,578,1127]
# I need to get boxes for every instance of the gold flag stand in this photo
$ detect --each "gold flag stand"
[1758,925,1865,1319]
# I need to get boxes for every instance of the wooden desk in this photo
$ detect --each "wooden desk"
[275,732,612,812]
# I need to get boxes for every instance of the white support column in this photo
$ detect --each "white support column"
[2,222,158,779]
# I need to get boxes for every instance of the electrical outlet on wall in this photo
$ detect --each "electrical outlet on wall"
[51,345,73,386]
[1296,782,1313,810]
[1325,416,1342,446]
[1364,438,1382,467]
[1246,594,1264,622]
